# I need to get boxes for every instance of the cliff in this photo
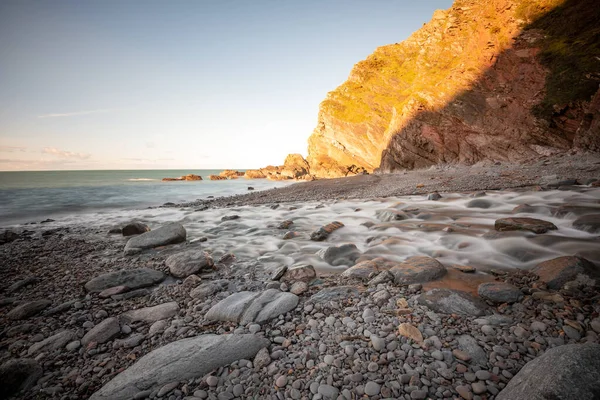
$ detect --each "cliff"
[305,0,600,177]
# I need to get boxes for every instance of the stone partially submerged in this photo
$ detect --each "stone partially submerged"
[317,244,361,266]
[85,268,165,293]
[390,256,447,285]
[124,222,186,255]
[205,290,298,324]
[496,343,600,400]
[531,256,600,289]
[494,217,557,234]
[89,334,269,400]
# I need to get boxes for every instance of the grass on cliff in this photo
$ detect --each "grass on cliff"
[521,0,600,118]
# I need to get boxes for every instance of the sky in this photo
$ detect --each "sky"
[0,0,453,171]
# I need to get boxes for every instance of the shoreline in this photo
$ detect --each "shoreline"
[1,152,600,399]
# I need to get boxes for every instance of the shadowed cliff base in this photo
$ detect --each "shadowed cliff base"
[379,0,600,172]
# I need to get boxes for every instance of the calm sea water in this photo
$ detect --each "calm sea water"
[0,170,292,225]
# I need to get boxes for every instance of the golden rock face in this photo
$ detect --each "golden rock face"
[305,0,600,177]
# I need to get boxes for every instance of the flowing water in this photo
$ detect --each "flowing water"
[14,185,599,276]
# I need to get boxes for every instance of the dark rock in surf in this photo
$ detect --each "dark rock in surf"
[122,221,150,236]
[124,222,186,255]
[494,217,557,234]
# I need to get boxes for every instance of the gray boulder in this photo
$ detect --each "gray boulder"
[81,317,120,346]
[85,268,165,293]
[317,244,361,266]
[418,289,488,316]
[6,300,51,320]
[124,222,186,255]
[166,250,214,278]
[531,256,599,290]
[390,256,446,285]
[494,217,557,234]
[205,290,298,324]
[478,282,523,304]
[466,199,494,209]
[0,358,43,398]
[28,330,75,355]
[89,334,269,400]
[122,302,179,323]
[496,343,600,400]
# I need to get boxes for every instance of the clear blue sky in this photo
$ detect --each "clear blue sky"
[0,0,452,171]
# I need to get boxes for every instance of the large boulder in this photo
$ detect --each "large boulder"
[494,218,557,234]
[6,300,51,320]
[124,223,186,255]
[573,214,600,233]
[496,343,600,400]
[89,334,269,400]
[341,257,396,280]
[531,256,600,289]
[390,256,447,285]
[166,250,214,278]
[205,290,298,324]
[0,359,43,398]
[85,268,165,293]
[281,153,310,179]
[317,244,361,266]
[418,289,488,316]
[478,282,523,304]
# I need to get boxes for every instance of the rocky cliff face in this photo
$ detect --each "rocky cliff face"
[305,0,600,177]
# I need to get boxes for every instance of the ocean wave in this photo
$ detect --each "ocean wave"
[127,178,157,181]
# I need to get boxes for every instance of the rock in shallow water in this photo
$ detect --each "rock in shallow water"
[496,343,600,400]
[124,222,186,255]
[310,221,344,241]
[477,282,523,304]
[572,214,600,233]
[494,217,557,234]
[122,221,150,236]
[89,334,269,400]
[418,289,488,316]
[205,289,298,324]
[317,243,361,266]
[85,268,165,293]
[390,256,446,284]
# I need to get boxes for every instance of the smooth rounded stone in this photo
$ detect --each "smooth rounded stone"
[206,289,298,324]
[28,330,75,356]
[309,286,361,304]
[375,209,409,222]
[456,385,473,400]
[371,335,385,351]
[472,382,487,394]
[317,243,361,266]
[148,320,168,337]
[124,222,186,255]
[122,221,150,236]
[496,343,600,400]
[530,321,547,332]
[157,381,179,397]
[390,256,446,285]
[114,333,145,349]
[494,217,557,234]
[563,326,581,340]
[344,345,355,356]
[324,355,335,365]
[310,221,344,241]
[342,258,395,280]
[89,334,268,400]
[122,302,179,323]
[477,282,523,304]
[364,381,381,396]
[431,350,444,360]
[398,323,423,344]
[66,340,81,351]
[85,268,165,293]
[248,324,261,334]
[418,288,488,316]
[0,358,43,398]
[317,384,339,399]
[275,375,287,387]
[190,280,229,299]
[290,281,308,295]
[411,390,428,399]
[591,319,600,334]
[427,191,442,201]
[531,256,600,290]
[81,317,120,346]
[363,308,375,323]
[206,376,219,387]
[475,370,491,380]
[254,347,271,369]
[466,199,494,209]
[457,335,487,367]
[166,250,214,278]
[281,264,316,283]
[98,285,129,298]
[6,300,51,320]
[572,214,600,233]
[481,325,495,335]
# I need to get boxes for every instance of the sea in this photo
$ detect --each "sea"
[0,170,293,226]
